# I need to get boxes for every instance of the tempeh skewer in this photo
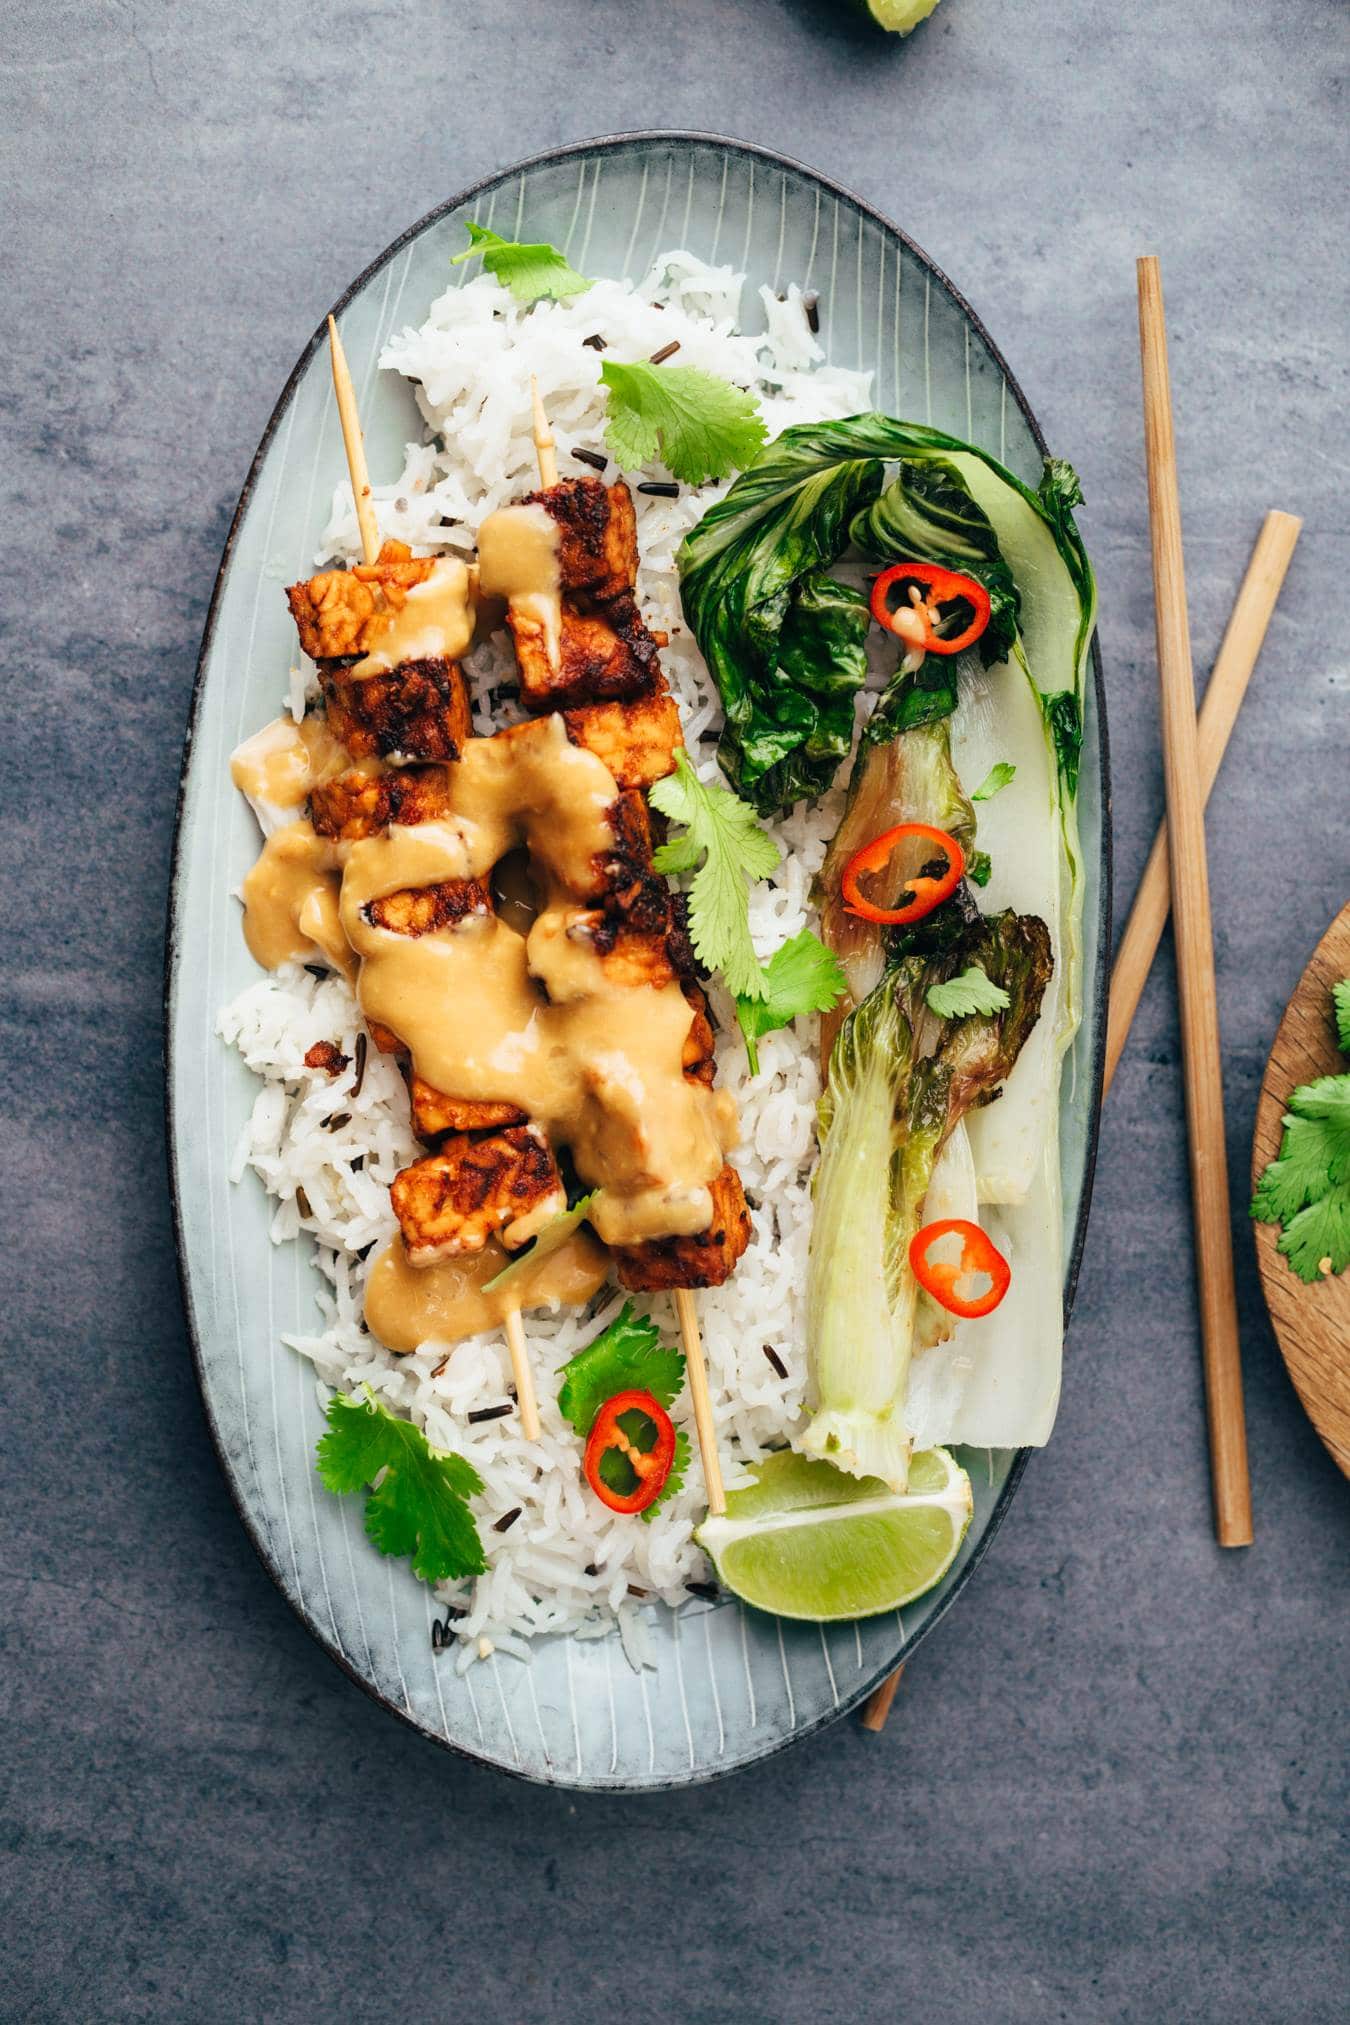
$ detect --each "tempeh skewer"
[326,314,543,1440]
[526,386,729,1517]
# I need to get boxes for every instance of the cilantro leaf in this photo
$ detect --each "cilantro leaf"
[651,750,779,999]
[482,1193,595,1295]
[1334,978,1350,1055]
[556,1303,685,1437]
[316,1390,486,1584]
[1251,1067,1350,1282]
[925,964,1012,1020]
[643,1428,690,1524]
[600,359,767,485]
[971,761,1016,802]
[450,223,593,304]
[735,930,848,1074]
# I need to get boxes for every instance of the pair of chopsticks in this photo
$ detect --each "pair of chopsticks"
[862,262,1301,1734]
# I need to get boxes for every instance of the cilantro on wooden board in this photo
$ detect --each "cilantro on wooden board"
[1251,983,1350,1283]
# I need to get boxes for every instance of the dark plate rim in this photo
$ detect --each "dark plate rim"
[164,127,1112,1791]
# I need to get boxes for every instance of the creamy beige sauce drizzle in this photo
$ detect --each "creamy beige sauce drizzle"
[341,713,737,1245]
[230,713,351,813]
[364,1229,610,1353]
[241,820,353,980]
[476,503,562,671]
[352,558,476,677]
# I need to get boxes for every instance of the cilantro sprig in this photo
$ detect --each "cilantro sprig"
[651,751,779,1000]
[925,965,1012,1020]
[557,1305,689,1522]
[1251,981,1350,1283]
[601,359,767,486]
[451,222,594,304]
[735,930,848,1075]
[316,1389,485,1584]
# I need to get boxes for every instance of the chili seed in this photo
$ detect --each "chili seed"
[637,481,680,498]
[467,1403,513,1424]
[493,1507,522,1534]
[763,1343,788,1379]
[572,447,608,471]
[648,339,680,365]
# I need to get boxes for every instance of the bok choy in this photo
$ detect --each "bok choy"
[799,910,1052,1491]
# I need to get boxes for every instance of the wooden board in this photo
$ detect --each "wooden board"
[1251,902,1350,1477]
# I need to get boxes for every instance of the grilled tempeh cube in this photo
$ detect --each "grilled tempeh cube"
[523,476,639,601]
[562,679,683,789]
[511,591,662,711]
[409,1076,526,1140]
[364,877,492,938]
[614,1165,752,1292]
[321,656,471,763]
[390,1125,565,1265]
[309,764,455,843]
[286,539,437,661]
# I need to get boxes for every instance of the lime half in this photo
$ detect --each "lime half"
[695,1448,972,1622]
[856,0,944,32]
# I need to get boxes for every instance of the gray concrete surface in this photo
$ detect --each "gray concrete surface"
[3,1,1347,2018]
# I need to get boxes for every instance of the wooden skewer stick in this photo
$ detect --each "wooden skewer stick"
[1105,508,1301,1095]
[327,316,381,568]
[1137,253,1252,1547]
[674,1289,727,1517]
[530,375,559,489]
[862,507,1298,1729]
[502,1305,541,1441]
[326,315,542,1439]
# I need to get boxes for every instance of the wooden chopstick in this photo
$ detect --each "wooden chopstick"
[1105,509,1301,1094]
[862,511,1294,1727]
[1136,254,1252,1548]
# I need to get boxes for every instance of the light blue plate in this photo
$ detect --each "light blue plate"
[167,133,1109,1788]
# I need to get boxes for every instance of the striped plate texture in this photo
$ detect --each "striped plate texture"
[167,133,1108,1788]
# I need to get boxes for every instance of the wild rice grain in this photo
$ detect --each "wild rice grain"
[493,1507,523,1533]
[294,1185,312,1220]
[763,1343,788,1379]
[467,1403,513,1424]
[804,291,821,333]
[572,447,608,471]
[352,1030,368,1097]
[637,481,679,498]
[648,339,680,365]
[582,333,606,351]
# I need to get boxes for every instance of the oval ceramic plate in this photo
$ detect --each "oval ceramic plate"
[167,132,1109,1788]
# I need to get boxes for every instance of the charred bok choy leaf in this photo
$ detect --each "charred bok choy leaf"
[798,910,1052,1492]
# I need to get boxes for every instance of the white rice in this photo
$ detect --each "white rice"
[220,252,878,1661]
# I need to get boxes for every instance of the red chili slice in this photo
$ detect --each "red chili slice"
[909,1218,1011,1320]
[583,1388,677,1516]
[870,561,992,658]
[840,822,965,926]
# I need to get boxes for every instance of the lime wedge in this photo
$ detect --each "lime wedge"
[855,0,944,31]
[695,1448,972,1622]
